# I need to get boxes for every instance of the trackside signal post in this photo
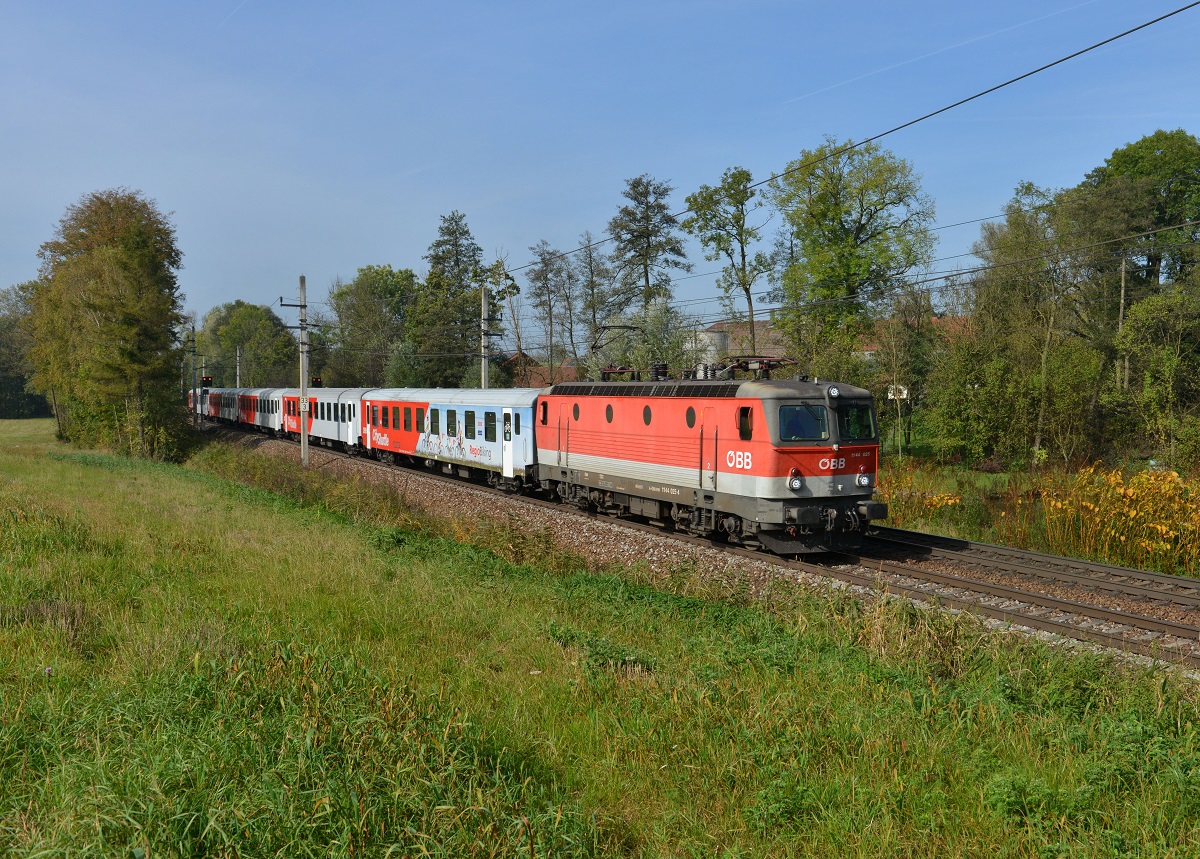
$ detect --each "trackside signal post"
[281,275,309,468]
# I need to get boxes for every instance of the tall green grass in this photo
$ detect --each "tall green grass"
[3,419,1200,857]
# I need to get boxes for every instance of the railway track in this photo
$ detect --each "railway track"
[866,525,1200,610]
[217,427,1200,670]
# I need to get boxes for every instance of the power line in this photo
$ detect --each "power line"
[502,2,1200,277]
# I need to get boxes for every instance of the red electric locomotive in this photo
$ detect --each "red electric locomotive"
[534,376,887,553]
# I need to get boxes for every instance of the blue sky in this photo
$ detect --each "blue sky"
[2,0,1198,333]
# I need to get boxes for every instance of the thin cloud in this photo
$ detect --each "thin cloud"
[782,0,1103,105]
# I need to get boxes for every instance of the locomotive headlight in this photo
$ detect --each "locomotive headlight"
[828,386,840,398]
[856,474,870,487]
[788,467,803,491]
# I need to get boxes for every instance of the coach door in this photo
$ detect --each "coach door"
[502,409,514,478]
[700,407,718,490]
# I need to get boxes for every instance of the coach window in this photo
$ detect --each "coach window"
[404,407,412,431]
[484,411,496,442]
[417,408,425,433]
[514,412,521,435]
[392,406,399,429]
[381,406,389,428]
[606,404,613,423]
[371,405,378,426]
[738,406,754,441]
[465,410,476,440]
[573,403,580,421]
[431,409,440,435]
[643,405,652,426]
[447,410,457,436]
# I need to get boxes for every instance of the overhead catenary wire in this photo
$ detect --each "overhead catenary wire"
[500,1,1200,278]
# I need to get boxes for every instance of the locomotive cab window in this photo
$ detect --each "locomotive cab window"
[838,403,877,441]
[737,406,754,441]
[779,405,829,442]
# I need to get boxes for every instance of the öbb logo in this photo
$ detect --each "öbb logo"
[818,457,847,470]
[726,451,752,469]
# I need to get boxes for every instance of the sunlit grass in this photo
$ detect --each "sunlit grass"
[3,420,1200,856]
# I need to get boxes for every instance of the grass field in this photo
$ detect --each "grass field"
[3,419,1200,857]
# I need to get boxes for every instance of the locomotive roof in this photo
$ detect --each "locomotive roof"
[546,378,872,400]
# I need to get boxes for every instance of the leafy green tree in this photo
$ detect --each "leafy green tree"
[324,265,416,386]
[198,300,297,387]
[1083,129,1200,284]
[767,137,935,378]
[28,189,185,458]
[607,175,691,322]
[683,167,772,354]
[0,284,49,418]
[1116,285,1200,465]
[402,212,485,386]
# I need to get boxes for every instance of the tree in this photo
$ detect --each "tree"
[198,300,297,387]
[402,212,486,387]
[767,137,935,377]
[0,284,49,418]
[607,175,691,322]
[324,265,416,386]
[1116,286,1200,465]
[1084,129,1200,284]
[525,240,582,382]
[28,189,185,458]
[572,231,617,350]
[683,167,772,354]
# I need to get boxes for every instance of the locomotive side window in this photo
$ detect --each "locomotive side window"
[686,407,696,428]
[606,404,613,423]
[404,407,412,431]
[838,403,877,441]
[737,406,753,441]
[643,406,652,426]
[465,410,476,439]
[779,405,828,441]
[485,411,496,442]
[573,404,580,421]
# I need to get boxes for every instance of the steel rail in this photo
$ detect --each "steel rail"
[868,526,1200,608]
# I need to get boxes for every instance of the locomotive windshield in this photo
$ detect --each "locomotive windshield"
[837,402,877,441]
[779,404,829,441]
